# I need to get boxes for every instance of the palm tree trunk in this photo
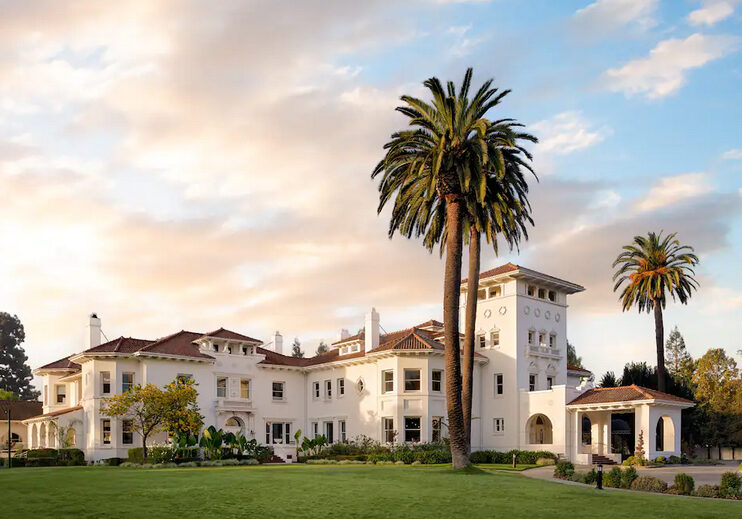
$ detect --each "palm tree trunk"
[653,302,666,392]
[443,195,469,469]
[462,228,480,451]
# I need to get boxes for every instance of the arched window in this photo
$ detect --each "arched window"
[39,423,47,448]
[582,416,591,445]
[65,428,76,448]
[225,416,243,428]
[656,416,674,452]
[30,424,37,449]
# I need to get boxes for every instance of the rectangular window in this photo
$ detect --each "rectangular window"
[382,370,394,393]
[313,381,320,399]
[312,422,319,438]
[383,417,395,443]
[547,376,555,390]
[494,373,504,396]
[528,330,535,346]
[404,416,421,443]
[489,285,502,298]
[122,419,134,444]
[122,372,134,393]
[529,374,537,392]
[240,379,250,399]
[268,422,291,444]
[324,379,332,399]
[272,381,285,401]
[101,372,111,394]
[538,288,546,299]
[548,290,556,302]
[431,370,442,392]
[549,334,556,349]
[324,421,334,443]
[493,418,505,435]
[539,333,547,348]
[56,384,66,404]
[404,369,421,392]
[337,378,345,396]
[217,377,227,398]
[478,335,486,349]
[339,420,347,442]
[477,288,487,300]
[490,331,500,347]
[102,419,111,445]
[432,417,443,442]
[527,285,536,297]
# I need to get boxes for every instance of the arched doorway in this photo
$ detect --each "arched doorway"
[30,424,37,449]
[656,416,674,452]
[65,427,77,448]
[527,414,553,445]
[39,423,47,448]
[581,416,592,447]
[224,416,245,436]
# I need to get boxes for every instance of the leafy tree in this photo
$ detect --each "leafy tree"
[0,389,18,400]
[599,371,619,388]
[567,342,583,369]
[612,232,699,392]
[665,326,693,384]
[291,338,304,358]
[316,341,328,355]
[372,69,535,468]
[692,348,739,413]
[0,313,40,400]
[102,378,202,459]
[621,361,655,388]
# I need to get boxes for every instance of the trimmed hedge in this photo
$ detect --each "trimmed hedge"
[470,449,557,465]
[693,484,721,498]
[5,448,85,468]
[630,476,668,493]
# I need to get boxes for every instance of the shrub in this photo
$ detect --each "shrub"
[413,449,451,465]
[622,455,647,467]
[119,462,138,468]
[553,460,574,479]
[693,485,721,498]
[667,455,682,465]
[58,448,85,466]
[148,446,176,464]
[391,445,414,464]
[153,462,178,469]
[570,469,597,485]
[674,473,694,495]
[367,452,392,464]
[3,457,27,468]
[239,458,259,465]
[536,457,555,466]
[178,461,199,468]
[394,460,405,465]
[603,467,623,488]
[127,447,144,464]
[719,471,742,499]
[621,466,638,489]
[103,457,124,466]
[653,456,666,465]
[630,476,668,493]
[469,451,492,464]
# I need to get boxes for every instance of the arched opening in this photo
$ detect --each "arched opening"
[224,416,245,435]
[655,416,674,452]
[527,414,553,445]
[581,416,592,446]
[30,424,37,449]
[39,423,47,448]
[65,427,77,448]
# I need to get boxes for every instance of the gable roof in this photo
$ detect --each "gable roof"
[567,385,694,406]
[199,328,262,344]
[138,330,215,359]
[37,355,81,372]
[462,262,585,293]
[0,400,43,421]
[85,337,154,354]
[567,365,592,374]
[462,262,520,283]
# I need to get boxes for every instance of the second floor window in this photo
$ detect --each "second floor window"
[382,370,394,393]
[216,377,227,398]
[337,378,345,396]
[490,331,500,347]
[529,374,537,392]
[549,334,557,349]
[122,419,133,444]
[240,379,250,399]
[101,372,111,394]
[272,381,285,401]
[528,330,535,346]
[538,333,547,348]
[431,370,442,392]
[324,379,332,399]
[404,369,421,392]
[56,385,66,404]
[494,373,504,395]
[478,335,486,348]
[313,381,320,399]
[122,372,134,393]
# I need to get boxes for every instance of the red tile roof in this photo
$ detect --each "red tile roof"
[462,262,520,283]
[0,400,43,421]
[86,337,154,354]
[37,356,81,372]
[199,328,262,344]
[25,405,83,420]
[568,385,694,406]
[567,365,592,374]
[138,330,215,359]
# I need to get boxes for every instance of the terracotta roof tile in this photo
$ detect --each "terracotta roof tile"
[567,365,592,374]
[139,330,215,359]
[462,262,520,283]
[37,356,81,371]
[85,337,154,354]
[0,400,43,420]
[26,405,83,420]
[199,328,263,344]
[568,385,693,406]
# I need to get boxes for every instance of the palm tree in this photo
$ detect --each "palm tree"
[612,232,699,392]
[373,68,533,466]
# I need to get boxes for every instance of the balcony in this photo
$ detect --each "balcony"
[215,398,255,413]
[526,344,561,359]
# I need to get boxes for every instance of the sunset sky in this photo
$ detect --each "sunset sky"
[2,0,741,382]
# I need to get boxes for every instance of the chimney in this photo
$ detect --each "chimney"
[364,308,379,353]
[273,331,283,355]
[86,313,102,349]
[338,328,350,342]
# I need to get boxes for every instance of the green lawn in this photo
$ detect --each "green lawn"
[1,464,739,518]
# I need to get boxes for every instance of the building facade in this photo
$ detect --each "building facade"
[23,263,692,463]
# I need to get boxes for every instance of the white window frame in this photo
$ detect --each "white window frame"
[404,416,421,443]
[431,370,442,392]
[529,374,537,392]
[339,420,347,442]
[337,378,345,397]
[122,372,134,393]
[478,335,486,349]
[122,419,134,445]
[538,332,547,348]
[312,421,319,438]
[549,333,557,349]
[101,419,111,445]
[55,384,66,404]
[266,422,292,445]
[494,373,504,396]
[403,369,421,392]
[312,381,320,400]
[216,377,227,398]
[490,331,500,347]
[324,421,334,443]
[101,371,111,395]
[324,379,332,400]
[272,381,285,401]
[382,417,395,444]
[528,330,536,346]
[493,418,505,435]
[382,370,394,393]
[432,416,443,442]
[240,378,250,399]
[547,376,555,390]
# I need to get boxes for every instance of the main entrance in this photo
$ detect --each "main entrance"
[611,413,635,462]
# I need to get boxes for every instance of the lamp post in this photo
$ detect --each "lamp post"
[596,464,603,489]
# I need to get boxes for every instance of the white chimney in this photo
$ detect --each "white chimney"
[338,328,350,341]
[273,331,283,355]
[86,313,102,349]
[364,308,379,353]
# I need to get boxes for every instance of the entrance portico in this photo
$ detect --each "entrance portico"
[566,385,693,465]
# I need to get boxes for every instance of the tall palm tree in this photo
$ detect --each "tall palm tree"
[612,232,699,392]
[373,69,534,464]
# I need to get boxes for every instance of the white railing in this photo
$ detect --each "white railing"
[527,345,561,357]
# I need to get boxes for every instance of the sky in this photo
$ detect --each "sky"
[1,0,741,383]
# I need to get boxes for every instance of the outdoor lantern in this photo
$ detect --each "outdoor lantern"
[596,464,603,490]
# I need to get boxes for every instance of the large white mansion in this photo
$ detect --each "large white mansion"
[23,263,693,464]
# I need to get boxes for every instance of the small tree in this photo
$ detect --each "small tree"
[102,379,202,460]
[567,342,583,369]
[291,338,304,358]
[635,430,646,460]
[0,389,18,400]
[665,326,693,384]
[316,341,328,355]
[599,371,619,388]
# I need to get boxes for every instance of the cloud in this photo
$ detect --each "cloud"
[688,1,738,26]
[602,33,740,98]
[721,148,742,159]
[572,0,658,37]
[634,172,714,212]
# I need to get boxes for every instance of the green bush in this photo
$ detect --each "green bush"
[719,471,741,499]
[3,457,27,468]
[58,448,85,466]
[391,445,415,464]
[366,452,392,464]
[653,456,666,465]
[103,457,124,466]
[127,447,144,464]
[630,476,668,493]
[621,466,638,489]
[536,457,555,466]
[603,466,623,488]
[149,446,176,464]
[413,449,451,464]
[667,455,682,464]
[674,473,694,495]
[570,469,597,485]
[621,455,647,467]
[470,449,556,465]
[553,460,574,479]
[469,451,492,464]
[693,484,721,498]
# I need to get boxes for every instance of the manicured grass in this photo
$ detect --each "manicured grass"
[1,464,740,518]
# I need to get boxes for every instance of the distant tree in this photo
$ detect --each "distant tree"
[102,378,202,459]
[692,348,739,413]
[0,389,19,400]
[620,361,655,388]
[567,342,583,369]
[612,232,699,392]
[599,371,619,388]
[291,338,305,358]
[665,326,693,384]
[0,313,40,400]
[316,341,328,355]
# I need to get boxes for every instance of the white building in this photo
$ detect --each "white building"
[24,263,692,464]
